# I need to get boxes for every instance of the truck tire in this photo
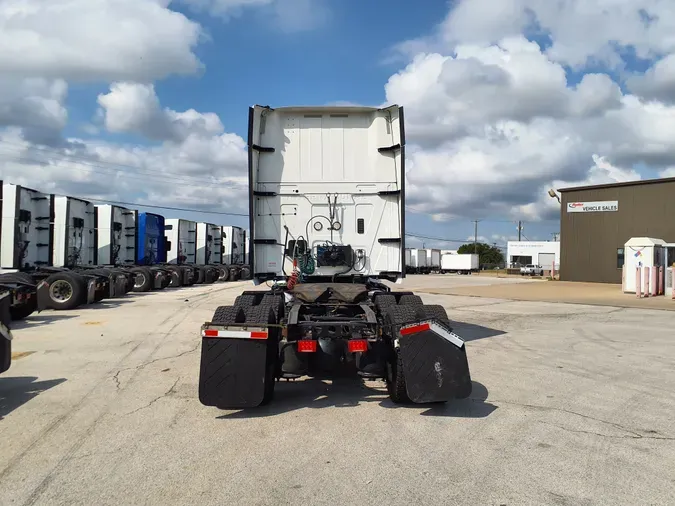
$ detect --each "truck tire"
[243,300,279,405]
[261,293,284,320]
[398,294,423,307]
[384,305,419,404]
[211,305,246,324]
[130,267,154,292]
[374,293,396,315]
[234,293,258,311]
[45,271,85,310]
[417,304,449,323]
[163,266,183,287]
[217,266,230,282]
[240,266,251,280]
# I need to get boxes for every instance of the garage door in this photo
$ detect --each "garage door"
[539,253,555,270]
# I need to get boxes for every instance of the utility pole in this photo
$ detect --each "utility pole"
[473,220,480,253]
[517,221,523,241]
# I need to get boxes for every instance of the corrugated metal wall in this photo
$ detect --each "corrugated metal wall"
[560,180,675,283]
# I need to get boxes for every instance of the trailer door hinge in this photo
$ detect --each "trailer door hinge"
[252,144,275,153]
[378,144,401,153]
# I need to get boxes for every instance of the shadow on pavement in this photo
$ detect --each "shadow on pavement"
[217,378,495,419]
[11,314,78,329]
[0,376,67,419]
[451,321,506,342]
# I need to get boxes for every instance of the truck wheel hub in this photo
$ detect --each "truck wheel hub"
[49,280,73,303]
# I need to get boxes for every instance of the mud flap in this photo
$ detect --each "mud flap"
[198,338,269,409]
[36,281,50,311]
[114,276,128,297]
[398,320,472,403]
[86,279,97,305]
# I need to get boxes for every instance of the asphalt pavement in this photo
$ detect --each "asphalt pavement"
[1,275,674,506]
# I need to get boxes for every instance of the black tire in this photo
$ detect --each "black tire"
[163,266,183,287]
[398,294,423,307]
[384,305,419,404]
[416,304,450,324]
[240,266,251,280]
[261,293,284,321]
[45,271,85,310]
[234,293,258,310]
[217,266,230,282]
[243,300,279,405]
[374,293,396,315]
[129,267,153,292]
[194,267,206,285]
[211,305,246,324]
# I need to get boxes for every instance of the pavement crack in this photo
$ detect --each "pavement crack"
[491,399,673,440]
[541,422,675,441]
[109,341,200,389]
[122,378,180,417]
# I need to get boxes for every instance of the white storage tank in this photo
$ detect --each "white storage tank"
[623,237,666,293]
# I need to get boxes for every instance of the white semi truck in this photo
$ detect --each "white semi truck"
[405,248,428,274]
[426,248,441,273]
[221,225,250,280]
[166,218,218,285]
[198,104,472,409]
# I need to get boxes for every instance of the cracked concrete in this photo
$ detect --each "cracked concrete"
[1,275,675,506]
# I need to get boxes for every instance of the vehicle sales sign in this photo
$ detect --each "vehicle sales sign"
[566,200,619,213]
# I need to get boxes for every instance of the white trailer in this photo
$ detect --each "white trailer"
[53,196,96,267]
[222,226,247,266]
[95,204,137,266]
[440,253,479,274]
[166,218,196,265]
[196,222,223,265]
[406,248,428,274]
[426,248,441,272]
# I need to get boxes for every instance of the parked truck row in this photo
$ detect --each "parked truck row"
[0,181,250,323]
[405,248,478,275]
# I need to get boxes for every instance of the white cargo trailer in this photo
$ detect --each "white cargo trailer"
[196,222,223,265]
[166,218,196,265]
[95,204,137,266]
[426,248,441,272]
[405,248,428,274]
[222,226,246,265]
[440,253,479,275]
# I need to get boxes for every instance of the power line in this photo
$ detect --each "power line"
[80,196,249,217]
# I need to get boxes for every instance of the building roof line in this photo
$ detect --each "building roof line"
[558,176,675,193]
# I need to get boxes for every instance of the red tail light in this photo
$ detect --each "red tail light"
[297,340,317,353]
[203,329,218,338]
[348,340,368,353]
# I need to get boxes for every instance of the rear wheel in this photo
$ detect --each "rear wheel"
[240,266,251,280]
[217,265,230,282]
[45,272,85,310]
[130,267,153,292]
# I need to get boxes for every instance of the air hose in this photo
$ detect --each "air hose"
[298,253,315,275]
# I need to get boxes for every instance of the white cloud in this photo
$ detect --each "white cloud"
[0,78,68,144]
[97,83,224,142]
[392,0,675,70]
[0,0,203,82]
[383,15,675,224]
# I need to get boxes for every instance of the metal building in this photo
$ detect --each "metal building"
[507,241,560,270]
[558,177,675,283]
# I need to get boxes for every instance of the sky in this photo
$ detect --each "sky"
[2,0,675,251]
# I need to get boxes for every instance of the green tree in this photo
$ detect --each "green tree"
[457,242,504,266]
